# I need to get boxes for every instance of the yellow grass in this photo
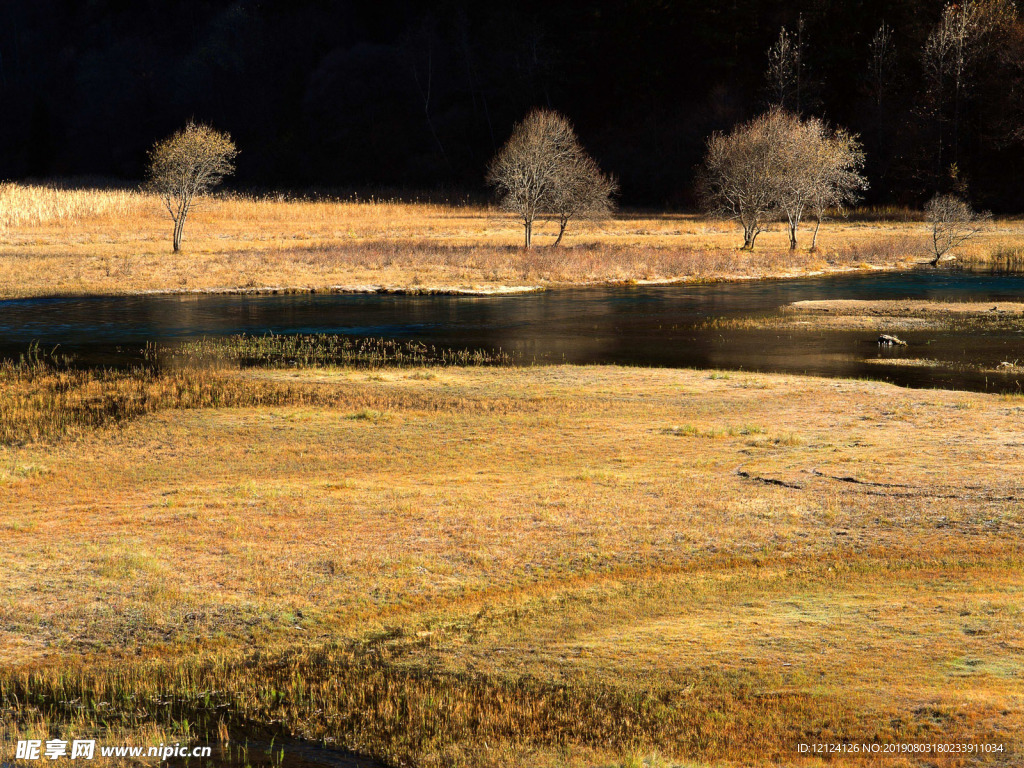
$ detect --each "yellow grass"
[0,183,138,228]
[707,298,1024,333]
[3,183,1022,298]
[2,362,1022,766]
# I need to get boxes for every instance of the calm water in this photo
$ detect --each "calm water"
[3,270,1024,392]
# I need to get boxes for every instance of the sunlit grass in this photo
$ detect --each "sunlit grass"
[0,182,141,228]
[0,337,512,445]
[6,182,1022,299]
[1,362,1022,765]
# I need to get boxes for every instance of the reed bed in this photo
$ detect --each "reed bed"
[0,360,311,445]
[165,335,513,369]
[0,183,142,229]
[960,244,1024,272]
[0,337,512,445]
[5,633,993,768]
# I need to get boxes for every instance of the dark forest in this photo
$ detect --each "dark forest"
[3,0,1024,208]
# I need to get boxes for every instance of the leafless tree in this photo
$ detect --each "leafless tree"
[808,129,868,252]
[923,0,1016,168]
[147,122,238,252]
[868,22,897,109]
[766,15,813,112]
[698,109,794,250]
[701,109,867,251]
[925,193,990,266]
[802,126,868,247]
[549,153,618,245]
[487,109,613,247]
[767,26,799,110]
[774,117,867,251]
[772,115,822,251]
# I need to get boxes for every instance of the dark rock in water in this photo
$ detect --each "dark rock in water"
[878,334,907,346]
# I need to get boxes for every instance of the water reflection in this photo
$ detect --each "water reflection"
[2,270,1023,392]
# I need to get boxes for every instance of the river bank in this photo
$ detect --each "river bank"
[0,241,924,300]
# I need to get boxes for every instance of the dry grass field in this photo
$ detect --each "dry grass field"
[2,358,1022,767]
[3,182,1022,298]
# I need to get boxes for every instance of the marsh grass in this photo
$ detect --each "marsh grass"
[0,336,514,445]
[0,359,304,445]
[9,647,764,767]
[4,561,1018,768]
[0,182,140,229]
[0,712,172,768]
[963,244,1024,272]
[164,335,513,369]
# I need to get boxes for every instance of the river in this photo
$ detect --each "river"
[2,270,1023,392]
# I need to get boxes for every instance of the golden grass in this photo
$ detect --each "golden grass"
[705,298,1024,333]
[2,363,1022,766]
[4,183,1023,298]
[0,183,139,229]
[0,338,511,445]
[790,299,1024,315]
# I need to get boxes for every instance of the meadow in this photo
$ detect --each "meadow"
[2,181,1021,299]
[1,184,1022,767]
[1,346,1022,767]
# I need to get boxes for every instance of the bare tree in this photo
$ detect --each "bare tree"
[549,153,618,245]
[698,109,792,250]
[868,22,897,109]
[773,115,821,251]
[798,128,864,250]
[774,117,867,251]
[808,129,868,252]
[925,193,990,266]
[923,0,1016,169]
[147,122,238,252]
[766,26,798,110]
[766,15,814,112]
[487,109,613,247]
[701,110,867,251]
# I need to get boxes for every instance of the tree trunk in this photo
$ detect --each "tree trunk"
[788,216,798,250]
[172,217,184,252]
[553,218,567,246]
[524,218,532,248]
[810,218,821,252]
[742,223,755,250]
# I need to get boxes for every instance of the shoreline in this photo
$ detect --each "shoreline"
[702,294,1024,333]
[0,260,926,302]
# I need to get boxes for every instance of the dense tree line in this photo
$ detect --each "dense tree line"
[2,0,1024,209]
